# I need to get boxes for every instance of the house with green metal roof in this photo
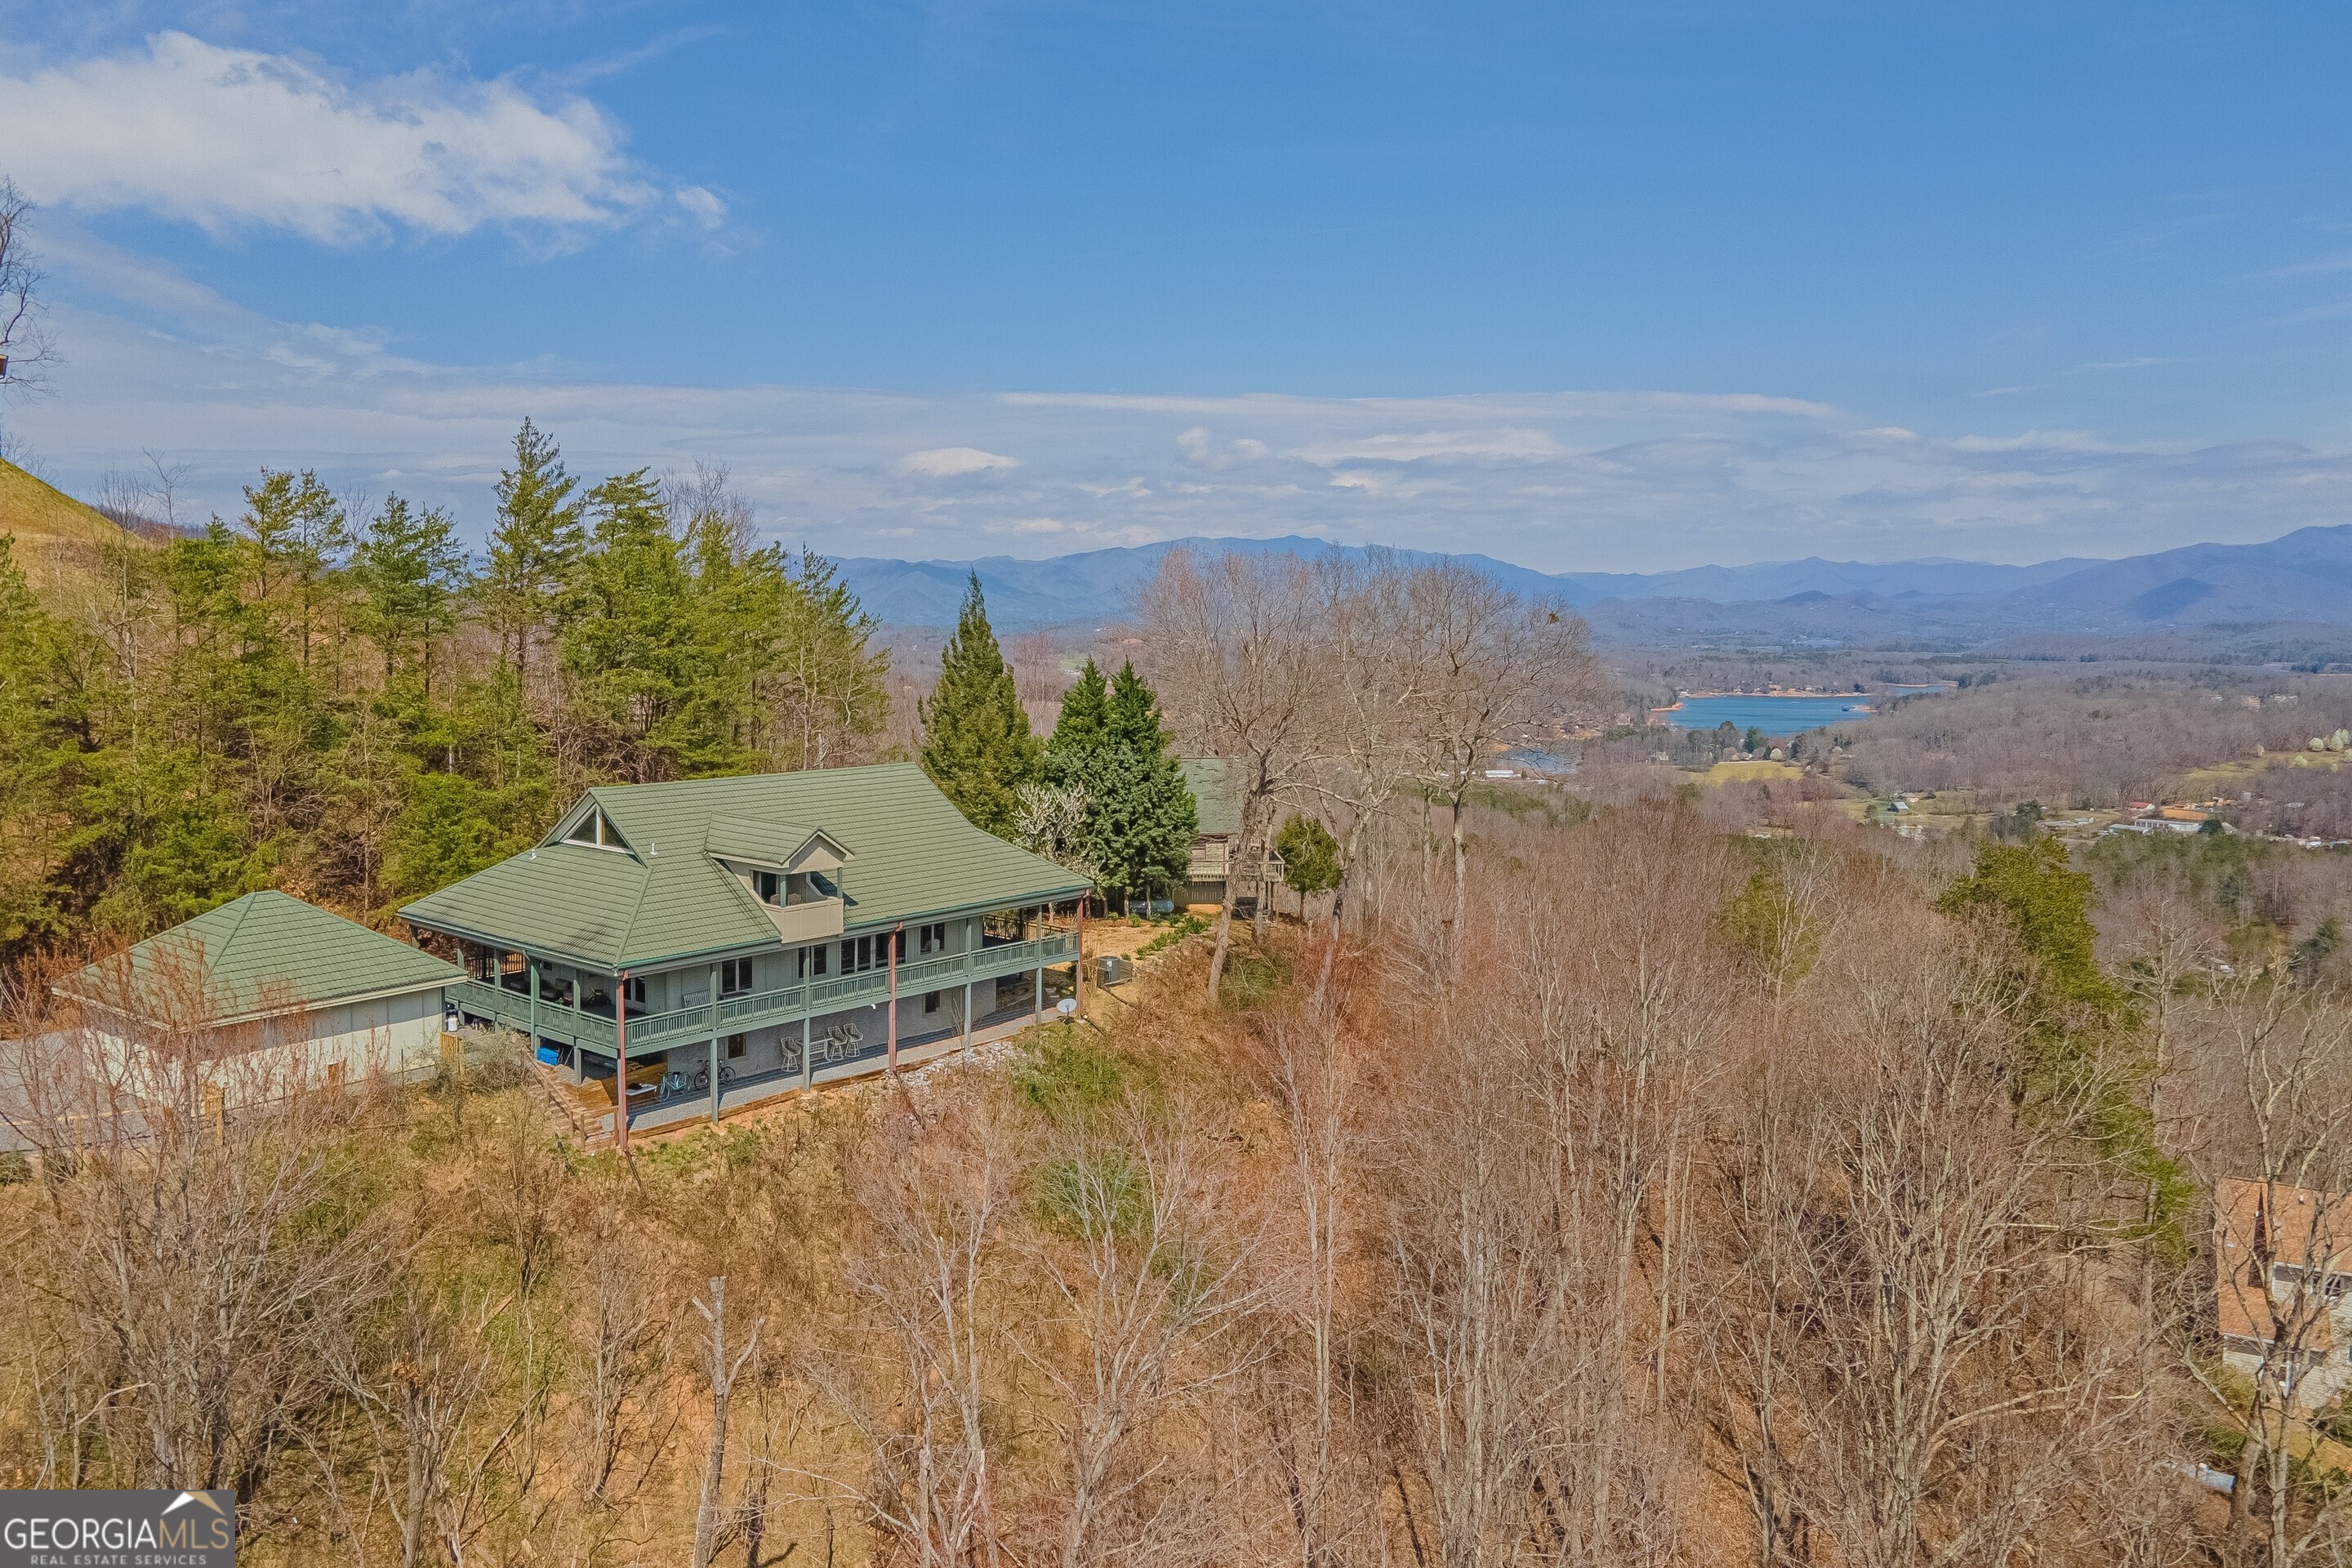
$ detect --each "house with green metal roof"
[1177,756,1282,909]
[58,889,461,1086]
[400,761,1091,1138]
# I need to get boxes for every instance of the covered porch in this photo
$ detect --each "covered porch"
[434,899,1087,1145]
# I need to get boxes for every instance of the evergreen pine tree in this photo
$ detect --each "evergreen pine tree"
[0,534,78,950]
[350,494,471,692]
[1107,660,1171,755]
[920,572,1040,839]
[563,470,731,779]
[482,419,584,679]
[1044,657,1110,784]
[1085,661,1196,904]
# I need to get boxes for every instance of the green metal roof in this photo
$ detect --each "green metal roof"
[61,890,460,1026]
[400,762,1092,972]
[705,816,838,870]
[1178,757,1242,837]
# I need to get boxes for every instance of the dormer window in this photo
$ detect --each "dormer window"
[565,807,626,851]
[755,871,780,904]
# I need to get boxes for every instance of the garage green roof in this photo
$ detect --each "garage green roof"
[60,890,459,1026]
[400,762,1091,971]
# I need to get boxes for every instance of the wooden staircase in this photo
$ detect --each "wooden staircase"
[523,1061,617,1151]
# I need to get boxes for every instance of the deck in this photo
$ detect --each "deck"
[452,929,1079,1062]
[520,990,1063,1147]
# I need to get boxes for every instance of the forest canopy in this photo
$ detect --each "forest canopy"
[0,426,891,960]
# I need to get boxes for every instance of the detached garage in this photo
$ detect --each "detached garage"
[57,890,461,1091]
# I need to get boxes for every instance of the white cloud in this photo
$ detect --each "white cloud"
[898,446,1020,477]
[18,271,2352,573]
[675,186,728,229]
[0,33,656,241]
[1285,428,1562,466]
[2259,252,2352,278]
[1176,427,1269,468]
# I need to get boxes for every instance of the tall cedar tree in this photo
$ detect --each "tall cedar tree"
[1085,662,1197,902]
[350,495,470,693]
[482,419,584,680]
[1043,657,1111,785]
[561,470,733,781]
[920,573,1039,840]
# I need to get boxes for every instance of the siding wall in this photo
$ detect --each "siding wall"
[95,984,448,1104]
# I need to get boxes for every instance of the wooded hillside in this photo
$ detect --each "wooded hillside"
[0,430,893,964]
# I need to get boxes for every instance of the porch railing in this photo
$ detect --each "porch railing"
[452,929,1080,1057]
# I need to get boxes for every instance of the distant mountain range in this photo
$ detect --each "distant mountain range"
[835,525,2352,642]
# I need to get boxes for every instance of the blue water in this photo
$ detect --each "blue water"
[1668,689,1936,734]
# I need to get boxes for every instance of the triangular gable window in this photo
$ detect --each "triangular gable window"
[563,806,628,852]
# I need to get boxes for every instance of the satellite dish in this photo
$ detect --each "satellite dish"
[1056,997,1078,1018]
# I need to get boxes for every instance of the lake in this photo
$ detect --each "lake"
[1666,689,1938,734]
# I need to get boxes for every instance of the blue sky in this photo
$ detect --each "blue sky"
[3,2,2351,570]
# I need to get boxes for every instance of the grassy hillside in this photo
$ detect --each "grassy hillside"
[0,457,138,585]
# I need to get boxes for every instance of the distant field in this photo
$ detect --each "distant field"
[1703,760,1804,786]
[2176,748,2350,796]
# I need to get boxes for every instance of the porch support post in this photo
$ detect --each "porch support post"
[528,959,539,1054]
[886,923,902,1072]
[708,963,721,1125]
[801,1014,812,1090]
[961,978,973,1059]
[614,969,630,1152]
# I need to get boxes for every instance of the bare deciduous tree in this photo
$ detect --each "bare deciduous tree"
[2180,973,2352,1567]
[691,1275,764,1568]
[806,1091,1017,1567]
[1140,550,1325,1002]
[1021,1105,1263,1568]
[1401,563,1596,933]
[0,178,57,403]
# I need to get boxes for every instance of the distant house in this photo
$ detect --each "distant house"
[2216,1175,2352,1410]
[401,762,1090,1141]
[1177,757,1283,910]
[56,889,461,1091]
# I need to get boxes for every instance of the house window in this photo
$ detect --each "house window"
[924,990,942,1014]
[755,871,779,904]
[725,1032,747,1059]
[917,921,948,955]
[798,944,827,978]
[623,976,646,1008]
[720,958,753,997]
[566,808,624,850]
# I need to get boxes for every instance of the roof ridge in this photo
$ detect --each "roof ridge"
[590,760,920,798]
[211,890,265,969]
[610,856,657,975]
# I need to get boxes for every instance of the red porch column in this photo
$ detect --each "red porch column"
[615,968,630,1152]
[886,923,902,1072]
